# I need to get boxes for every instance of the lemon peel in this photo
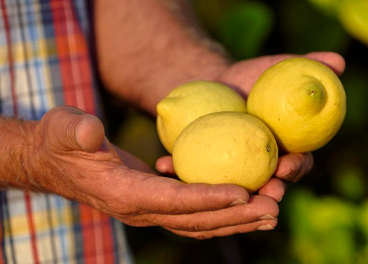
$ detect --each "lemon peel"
[157,81,247,153]
[247,57,346,153]
[172,112,278,193]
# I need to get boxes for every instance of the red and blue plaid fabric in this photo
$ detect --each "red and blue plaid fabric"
[0,0,133,263]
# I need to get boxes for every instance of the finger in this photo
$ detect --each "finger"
[41,106,105,153]
[305,52,346,76]
[268,52,346,76]
[137,179,250,214]
[156,167,286,204]
[75,115,106,152]
[121,194,278,232]
[161,195,278,231]
[113,145,154,173]
[109,169,250,215]
[257,177,286,203]
[166,218,278,239]
[274,152,314,182]
[155,155,175,174]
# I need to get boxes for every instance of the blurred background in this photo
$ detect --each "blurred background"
[104,0,368,263]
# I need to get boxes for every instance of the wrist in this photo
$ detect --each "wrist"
[94,0,235,115]
[99,41,233,116]
[0,118,39,190]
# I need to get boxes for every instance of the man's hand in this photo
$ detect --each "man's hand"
[157,52,345,203]
[22,106,281,239]
[93,0,346,237]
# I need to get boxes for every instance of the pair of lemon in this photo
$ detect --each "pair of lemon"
[156,58,346,193]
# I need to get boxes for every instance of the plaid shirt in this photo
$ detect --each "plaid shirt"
[0,0,133,263]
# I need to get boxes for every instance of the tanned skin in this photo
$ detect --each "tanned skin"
[0,0,345,239]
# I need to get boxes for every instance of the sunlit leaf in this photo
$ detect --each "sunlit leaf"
[338,0,368,46]
[357,200,368,239]
[307,0,343,16]
[285,188,358,264]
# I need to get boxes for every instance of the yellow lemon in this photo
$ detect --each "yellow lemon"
[157,81,247,153]
[172,112,278,194]
[247,57,346,153]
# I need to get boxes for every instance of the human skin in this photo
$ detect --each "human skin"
[0,0,345,239]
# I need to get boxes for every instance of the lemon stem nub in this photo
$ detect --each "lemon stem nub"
[309,89,318,96]
[288,79,327,116]
[267,145,271,152]
[307,85,324,99]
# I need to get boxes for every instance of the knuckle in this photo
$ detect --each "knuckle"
[287,152,314,182]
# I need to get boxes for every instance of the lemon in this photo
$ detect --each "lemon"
[172,112,278,193]
[157,81,247,153]
[247,57,346,153]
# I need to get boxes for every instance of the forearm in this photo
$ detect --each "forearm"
[0,117,37,190]
[94,0,232,115]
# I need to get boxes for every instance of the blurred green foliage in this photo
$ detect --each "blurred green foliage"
[217,2,274,59]
[106,0,368,263]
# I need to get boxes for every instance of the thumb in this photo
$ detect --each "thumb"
[41,106,105,153]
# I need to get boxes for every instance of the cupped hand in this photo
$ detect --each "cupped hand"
[157,52,344,205]
[28,106,280,239]
[156,155,287,202]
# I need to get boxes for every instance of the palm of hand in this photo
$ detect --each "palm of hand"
[27,106,280,239]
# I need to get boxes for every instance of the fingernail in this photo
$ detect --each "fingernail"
[278,197,283,203]
[280,170,292,178]
[229,199,248,207]
[258,214,276,220]
[257,224,274,231]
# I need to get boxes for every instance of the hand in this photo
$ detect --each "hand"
[27,106,280,239]
[156,52,344,204]
[156,156,285,202]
